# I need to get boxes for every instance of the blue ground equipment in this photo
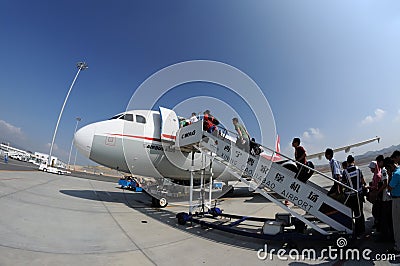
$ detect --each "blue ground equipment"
[118,178,143,192]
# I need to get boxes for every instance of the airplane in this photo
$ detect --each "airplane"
[74,107,380,207]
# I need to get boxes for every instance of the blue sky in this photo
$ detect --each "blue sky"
[1,1,400,164]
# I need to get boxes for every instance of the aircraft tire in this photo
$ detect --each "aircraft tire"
[151,197,168,208]
[158,197,168,208]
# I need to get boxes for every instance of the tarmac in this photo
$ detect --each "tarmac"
[0,162,398,265]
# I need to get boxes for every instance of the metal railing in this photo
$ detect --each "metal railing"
[201,121,359,194]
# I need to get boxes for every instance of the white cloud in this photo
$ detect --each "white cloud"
[46,142,59,151]
[280,128,324,159]
[0,120,25,142]
[44,142,70,161]
[361,108,386,125]
[302,128,323,140]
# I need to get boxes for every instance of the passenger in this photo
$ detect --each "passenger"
[250,137,262,156]
[189,112,198,123]
[367,161,378,202]
[203,110,219,134]
[378,157,394,243]
[372,155,385,230]
[179,117,189,128]
[292,138,306,165]
[368,160,377,174]
[325,148,342,197]
[341,161,348,197]
[342,155,366,238]
[372,155,383,190]
[342,161,348,175]
[391,150,400,166]
[182,112,198,127]
[292,138,307,181]
[388,155,400,254]
[232,118,250,153]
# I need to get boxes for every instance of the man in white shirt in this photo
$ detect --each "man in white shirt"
[189,112,198,123]
[183,113,198,127]
[325,148,342,196]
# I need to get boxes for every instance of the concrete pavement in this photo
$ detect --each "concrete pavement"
[0,170,397,265]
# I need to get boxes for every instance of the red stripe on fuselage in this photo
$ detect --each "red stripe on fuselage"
[161,134,176,140]
[108,133,162,142]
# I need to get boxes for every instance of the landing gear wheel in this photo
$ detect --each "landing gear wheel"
[158,197,168,208]
[152,197,168,208]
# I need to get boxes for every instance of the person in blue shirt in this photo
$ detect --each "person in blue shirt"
[325,148,342,197]
[391,150,400,166]
[388,158,400,254]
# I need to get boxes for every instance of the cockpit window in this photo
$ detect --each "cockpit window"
[109,114,122,120]
[136,115,146,124]
[120,114,134,122]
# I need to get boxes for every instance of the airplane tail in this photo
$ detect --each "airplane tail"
[260,135,281,162]
[273,135,281,161]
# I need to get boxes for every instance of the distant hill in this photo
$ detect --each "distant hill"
[354,144,400,163]
[316,144,400,172]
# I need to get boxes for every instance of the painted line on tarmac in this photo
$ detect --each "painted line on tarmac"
[89,180,157,266]
[0,161,38,170]
[0,178,59,200]
[0,170,36,172]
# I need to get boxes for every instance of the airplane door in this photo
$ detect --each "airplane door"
[159,107,179,142]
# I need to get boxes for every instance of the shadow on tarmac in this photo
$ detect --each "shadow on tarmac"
[60,188,399,264]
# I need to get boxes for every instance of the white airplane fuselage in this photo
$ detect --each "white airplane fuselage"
[74,108,380,185]
[74,110,231,182]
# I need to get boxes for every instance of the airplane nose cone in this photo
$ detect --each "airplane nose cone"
[74,124,95,158]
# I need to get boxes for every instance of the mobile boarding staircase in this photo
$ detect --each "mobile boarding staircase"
[173,120,359,240]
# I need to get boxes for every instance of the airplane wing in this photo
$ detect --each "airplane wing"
[307,136,381,160]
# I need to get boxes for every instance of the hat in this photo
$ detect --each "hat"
[368,161,377,169]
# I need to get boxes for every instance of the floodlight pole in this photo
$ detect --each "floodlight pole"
[73,148,78,170]
[48,62,88,166]
[67,117,82,169]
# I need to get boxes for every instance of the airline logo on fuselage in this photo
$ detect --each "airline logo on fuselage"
[145,144,175,153]
[146,144,164,151]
